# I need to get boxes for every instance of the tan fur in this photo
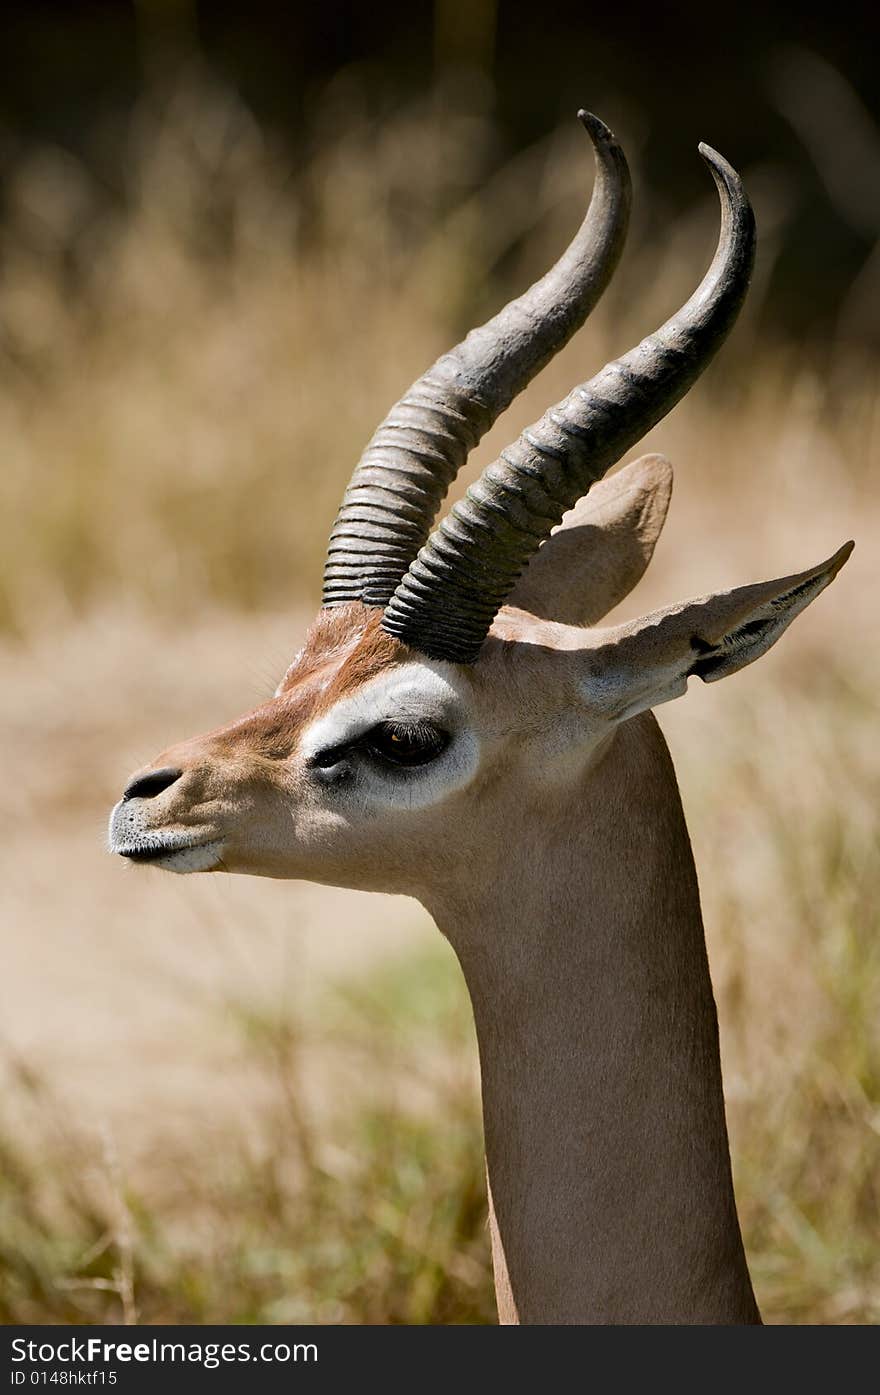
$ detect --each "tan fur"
[111,472,852,1324]
[508,454,673,624]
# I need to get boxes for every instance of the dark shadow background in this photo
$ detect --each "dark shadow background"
[2,0,879,348]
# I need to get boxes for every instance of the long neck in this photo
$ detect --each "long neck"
[427,713,760,1325]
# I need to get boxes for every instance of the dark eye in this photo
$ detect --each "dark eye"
[364,720,449,768]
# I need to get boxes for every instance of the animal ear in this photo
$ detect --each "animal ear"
[580,542,854,725]
[507,453,673,626]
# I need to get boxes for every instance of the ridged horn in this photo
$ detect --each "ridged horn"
[322,111,632,609]
[382,145,756,662]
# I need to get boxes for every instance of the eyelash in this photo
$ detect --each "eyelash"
[365,720,449,766]
[311,720,450,772]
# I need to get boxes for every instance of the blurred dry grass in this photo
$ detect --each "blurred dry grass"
[0,69,877,1323]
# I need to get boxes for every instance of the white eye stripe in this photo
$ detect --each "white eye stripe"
[298,661,479,809]
[299,662,462,760]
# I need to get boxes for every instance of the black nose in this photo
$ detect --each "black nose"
[122,767,183,801]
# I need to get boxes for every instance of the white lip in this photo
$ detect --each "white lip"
[125,839,224,874]
[110,828,223,873]
[109,799,223,874]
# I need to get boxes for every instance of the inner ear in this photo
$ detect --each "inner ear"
[506,454,673,627]
[582,540,853,727]
[687,565,844,682]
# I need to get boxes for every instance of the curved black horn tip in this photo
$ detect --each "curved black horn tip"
[696,142,756,258]
[697,142,746,202]
[576,109,631,210]
[577,109,620,153]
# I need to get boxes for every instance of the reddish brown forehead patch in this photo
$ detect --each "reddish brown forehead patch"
[187,605,412,764]
[279,602,411,714]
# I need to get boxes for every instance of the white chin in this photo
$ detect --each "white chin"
[153,840,224,874]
